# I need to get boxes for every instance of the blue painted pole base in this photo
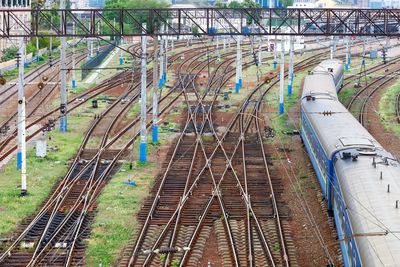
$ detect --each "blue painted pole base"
[235,83,239,94]
[288,84,292,96]
[279,102,284,115]
[348,57,351,65]
[274,61,277,69]
[386,47,388,52]
[152,125,158,143]
[159,78,163,89]
[36,55,40,61]
[72,80,76,89]
[345,64,349,71]
[140,143,147,162]
[17,152,22,170]
[24,63,28,68]
[123,179,136,186]
[60,116,68,132]
[239,78,242,88]
[120,58,123,65]
[362,59,365,66]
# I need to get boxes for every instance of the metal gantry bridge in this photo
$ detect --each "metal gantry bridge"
[1,8,400,38]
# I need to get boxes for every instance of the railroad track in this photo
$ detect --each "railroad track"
[122,39,323,266]
[0,45,108,108]
[0,39,231,266]
[346,64,400,127]
[0,36,359,266]
[0,45,105,153]
[0,39,207,160]
[0,33,363,159]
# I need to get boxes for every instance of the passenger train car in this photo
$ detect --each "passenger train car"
[300,59,400,266]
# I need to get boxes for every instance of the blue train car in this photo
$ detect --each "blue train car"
[300,60,400,266]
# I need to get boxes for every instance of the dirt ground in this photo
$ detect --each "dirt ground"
[365,85,400,159]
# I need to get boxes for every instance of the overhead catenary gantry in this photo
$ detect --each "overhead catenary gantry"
[1,8,400,38]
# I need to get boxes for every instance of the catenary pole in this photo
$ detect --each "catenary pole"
[288,35,294,96]
[72,22,76,88]
[152,30,159,143]
[17,37,27,195]
[140,24,147,162]
[279,36,285,115]
[60,0,67,132]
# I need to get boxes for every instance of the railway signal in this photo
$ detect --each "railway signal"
[264,76,271,84]
[382,47,387,65]
[0,77,6,85]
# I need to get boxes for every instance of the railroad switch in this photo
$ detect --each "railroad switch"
[143,246,190,255]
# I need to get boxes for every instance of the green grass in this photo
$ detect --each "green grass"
[268,68,311,139]
[125,102,141,120]
[0,106,92,235]
[378,79,400,144]
[338,87,356,107]
[299,173,307,179]
[201,135,214,141]
[85,141,167,266]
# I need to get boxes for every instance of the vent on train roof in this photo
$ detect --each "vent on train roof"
[328,68,333,72]
[339,137,374,147]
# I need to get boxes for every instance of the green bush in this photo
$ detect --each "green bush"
[1,46,18,62]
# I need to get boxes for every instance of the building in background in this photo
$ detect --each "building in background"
[70,0,89,9]
[314,0,353,8]
[0,0,31,51]
[289,0,316,7]
[254,0,284,7]
[89,0,106,8]
[379,0,400,8]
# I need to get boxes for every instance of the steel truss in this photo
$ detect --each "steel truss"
[1,8,400,37]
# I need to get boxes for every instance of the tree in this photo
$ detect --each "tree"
[241,0,262,25]
[280,0,293,7]
[242,0,261,8]
[228,0,242,8]
[102,0,170,34]
[213,0,227,8]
